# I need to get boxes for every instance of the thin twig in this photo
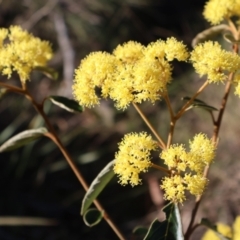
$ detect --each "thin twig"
[27,91,126,240]
[163,92,176,147]
[1,82,126,240]
[132,102,166,149]
[151,163,171,175]
[163,92,174,120]
[175,81,209,120]
[0,82,25,94]
[185,72,235,240]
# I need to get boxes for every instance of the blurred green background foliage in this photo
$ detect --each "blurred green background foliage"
[1,0,240,239]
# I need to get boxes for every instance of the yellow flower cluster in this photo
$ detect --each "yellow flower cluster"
[190,41,240,83]
[160,133,215,203]
[203,0,240,25]
[113,132,215,203]
[0,26,53,83]
[73,38,189,110]
[113,132,157,186]
[202,216,240,240]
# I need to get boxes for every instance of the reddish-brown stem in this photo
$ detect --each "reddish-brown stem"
[132,102,166,149]
[163,91,174,120]
[165,81,208,148]
[185,72,235,240]
[0,82,126,240]
[151,163,171,175]
[163,92,176,148]
[175,81,209,120]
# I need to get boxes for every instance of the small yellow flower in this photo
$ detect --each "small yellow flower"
[188,133,216,174]
[190,41,240,83]
[203,0,240,25]
[144,40,166,61]
[107,61,136,109]
[113,41,144,64]
[202,216,240,240]
[184,174,208,196]
[160,144,188,171]
[133,57,172,103]
[161,175,186,203]
[144,37,189,62]
[233,216,240,240]
[202,223,232,240]
[113,132,157,186]
[164,37,189,61]
[72,51,115,107]
[160,133,215,202]
[234,74,240,97]
[0,26,52,83]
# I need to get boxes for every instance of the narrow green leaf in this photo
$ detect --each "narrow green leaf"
[133,226,148,238]
[81,160,115,215]
[200,218,231,240]
[191,103,218,111]
[182,96,218,112]
[49,96,83,113]
[192,24,230,47]
[83,208,103,227]
[0,128,48,152]
[34,66,58,80]
[144,203,184,240]
[182,96,205,104]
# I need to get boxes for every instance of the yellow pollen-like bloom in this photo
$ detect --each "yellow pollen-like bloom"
[73,52,115,108]
[164,37,189,61]
[144,37,189,62]
[160,133,215,202]
[161,175,186,203]
[190,41,240,83]
[234,74,240,97]
[0,26,53,83]
[233,216,240,239]
[184,174,208,196]
[113,41,144,64]
[132,58,172,103]
[203,0,240,25]
[107,61,136,109]
[113,132,157,186]
[144,40,166,60]
[73,38,189,110]
[160,144,188,171]
[188,133,216,173]
[202,223,232,240]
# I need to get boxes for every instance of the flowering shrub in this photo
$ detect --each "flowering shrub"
[1,0,240,239]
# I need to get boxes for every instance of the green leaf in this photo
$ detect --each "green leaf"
[200,218,231,240]
[49,96,83,113]
[182,96,218,112]
[83,208,103,227]
[192,24,230,47]
[0,128,48,152]
[144,203,184,240]
[81,160,115,215]
[34,66,58,80]
[133,226,148,238]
